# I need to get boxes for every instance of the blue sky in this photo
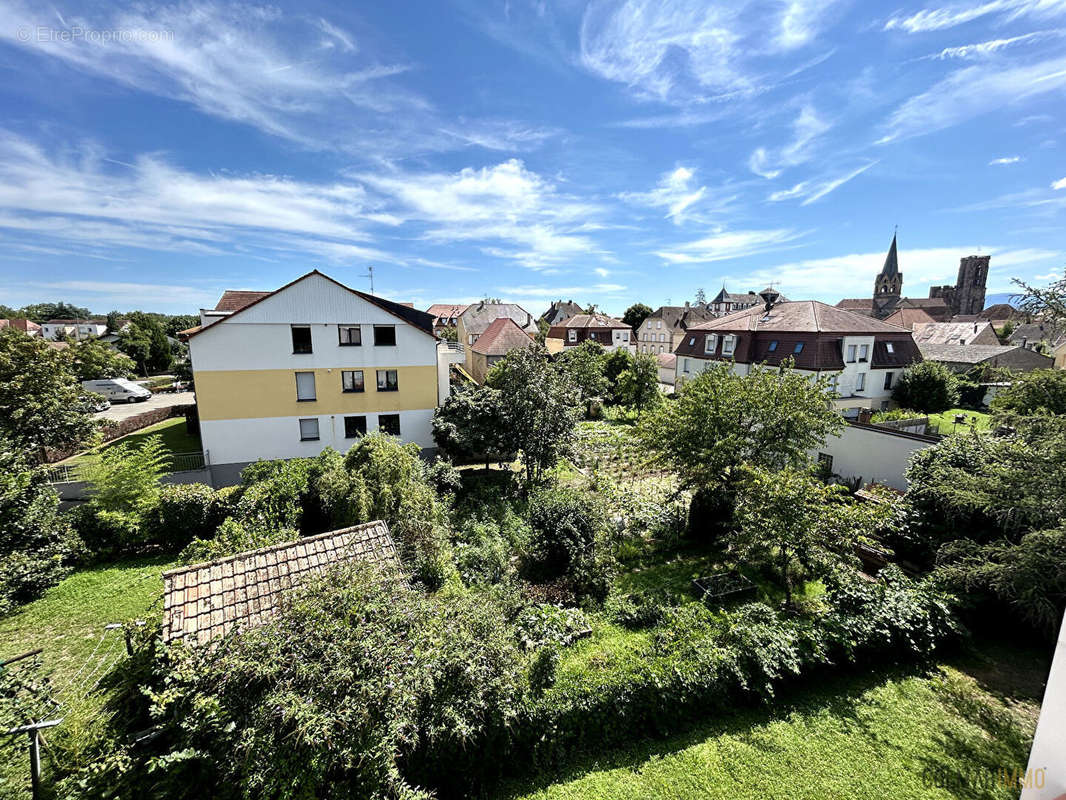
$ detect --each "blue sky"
[0,0,1064,316]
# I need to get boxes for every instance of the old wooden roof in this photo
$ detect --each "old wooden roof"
[162,521,401,645]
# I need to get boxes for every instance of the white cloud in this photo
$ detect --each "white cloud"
[498,283,627,297]
[14,279,220,309]
[884,0,1066,33]
[926,30,1061,60]
[768,161,878,205]
[594,267,611,277]
[748,103,832,178]
[617,166,708,224]
[878,56,1066,143]
[990,155,1023,164]
[656,227,804,264]
[1053,176,1066,188]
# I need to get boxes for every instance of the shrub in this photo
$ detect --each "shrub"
[605,590,670,630]
[892,361,960,414]
[179,518,294,565]
[512,604,590,650]
[991,369,1066,416]
[526,487,615,601]
[454,515,527,586]
[147,483,232,549]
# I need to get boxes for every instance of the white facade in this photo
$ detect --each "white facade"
[41,321,108,340]
[811,423,937,491]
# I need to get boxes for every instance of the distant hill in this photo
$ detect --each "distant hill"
[984,292,1021,309]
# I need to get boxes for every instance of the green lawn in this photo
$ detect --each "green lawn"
[927,408,991,435]
[499,649,1045,800]
[0,556,177,795]
[64,417,201,469]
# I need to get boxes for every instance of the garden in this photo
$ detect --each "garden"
[1,328,1064,798]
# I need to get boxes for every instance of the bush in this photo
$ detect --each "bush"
[605,590,670,630]
[454,514,528,586]
[179,518,294,565]
[147,483,233,549]
[892,361,960,414]
[512,604,590,650]
[991,369,1066,416]
[526,487,615,601]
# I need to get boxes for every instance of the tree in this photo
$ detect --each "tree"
[622,303,652,331]
[733,466,885,608]
[554,340,607,405]
[1013,275,1066,323]
[118,312,173,374]
[695,288,706,305]
[617,352,661,414]
[892,360,959,413]
[583,303,599,314]
[70,337,136,381]
[637,361,843,493]
[163,314,200,338]
[991,369,1066,416]
[0,328,95,457]
[486,345,581,487]
[438,325,458,342]
[82,436,169,549]
[432,384,509,467]
[19,302,91,324]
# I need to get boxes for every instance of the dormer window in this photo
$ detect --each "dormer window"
[859,344,869,362]
[704,334,717,354]
[722,335,736,356]
[768,340,778,352]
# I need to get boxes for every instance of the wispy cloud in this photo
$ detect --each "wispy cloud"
[884,0,1066,33]
[878,56,1066,143]
[990,155,1023,164]
[768,161,878,205]
[497,282,627,297]
[924,30,1062,60]
[1053,176,1066,188]
[13,279,220,309]
[655,227,805,265]
[617,166,708,224]
[749,104,831,179]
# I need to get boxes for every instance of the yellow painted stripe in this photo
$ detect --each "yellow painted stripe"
[195,366,438,420]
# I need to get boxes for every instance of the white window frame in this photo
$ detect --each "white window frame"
[846,344,857,362]
[722,335,736,357]
[338,325,361,346]
[704,335,717,354]
[859,344,869,363]
[856,372,866,392]
[568,329,577,342]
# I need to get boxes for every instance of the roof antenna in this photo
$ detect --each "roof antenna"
[361,265,375,295]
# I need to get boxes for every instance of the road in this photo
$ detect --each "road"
[95,391,195,422]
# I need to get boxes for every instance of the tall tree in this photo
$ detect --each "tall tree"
[118,312,173,374]
[1013,276,1066,323]
[617,353,661,414]
[991,369,1066,416]
[486,345,581,487]
[70,338,136,381]
[0,329,95,457]
[637,361,843,492]
[695,288,706,305]
[432,384,509,467]
[621,303,652,330]
[554,340,607,404]
[19,302,91,324]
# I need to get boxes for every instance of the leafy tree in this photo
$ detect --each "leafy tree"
[991,369,1066,416]
[438,325,458,342]
[69,337,136,381]
[19,302,91,324]
[486,345,582,487]
[1013,275,1066,323]
[892,360,960,413]
[432,384,509,467]
[733,467,885,608]
[118,312,173,374]
[637,361,843,493]
[526,487,615,600]
[621,303,652,330]
[554,340,607,404]
[617,352,661,414]
[0,438,80,614]
[0,328,95,457]
[163,314,199,338]
[81,436,168,549]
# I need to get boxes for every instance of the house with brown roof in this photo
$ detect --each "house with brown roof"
[456,301,538,376]
[636,303,716,355]
[540,300,585,327]
[198,289,271,328]
[162,521,401,645]
[911,320,999,347]
[546,313,635,354]
[0,319,41,337]
[674,291,922,414]
[881,307,937,329]
[425,303,469,336]
[917,343,1053,374]
[469,317,535,382]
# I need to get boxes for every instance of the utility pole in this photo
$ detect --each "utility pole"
[361,265,375,295]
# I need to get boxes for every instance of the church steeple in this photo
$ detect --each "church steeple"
[872,232,903,318]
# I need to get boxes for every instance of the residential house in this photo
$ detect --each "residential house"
[468,317,535,382]
[911,320,1000,347]
[162,520,400,644]
[425,303,469,337]
[0,319,41,336]
[1008,321,1065,352]
[457,301,538,372]
[674,293,922,414]
[917,343,1054,374]
[545,313,635,354]
[656,352,676,387]
[706,286,781,317]
[637,303,715,355]
[539,300,584,327]
[41,319,109,340]
[186,270,452,485]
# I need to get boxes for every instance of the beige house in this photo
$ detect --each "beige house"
[637,303,715,355]
[468,317,535,382]
[546,313,634,354]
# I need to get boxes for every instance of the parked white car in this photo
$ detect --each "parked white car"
[81,378,152,404]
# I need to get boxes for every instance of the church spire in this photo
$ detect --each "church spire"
[881,232,899,278]
[872,231,903,318]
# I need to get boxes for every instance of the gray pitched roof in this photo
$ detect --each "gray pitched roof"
[461,301,537,335]
[917,343,1027,364]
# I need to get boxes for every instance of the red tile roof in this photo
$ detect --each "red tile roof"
[162,521,401,645]
[471,317,535,356]
[0,319,41,333]
[426,303,469,320]
[213,290,271,311]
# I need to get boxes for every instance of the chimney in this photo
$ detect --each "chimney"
[1021,337,1028,349]
[973,322,977,333]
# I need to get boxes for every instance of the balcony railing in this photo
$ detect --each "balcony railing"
[43,450,206,484]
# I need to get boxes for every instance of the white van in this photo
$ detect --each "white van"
[81,378,152,404]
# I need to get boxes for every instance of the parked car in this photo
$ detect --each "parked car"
[80,391,111,413]
[81,378,152,404]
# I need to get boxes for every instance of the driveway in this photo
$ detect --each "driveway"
[95,391,196,422]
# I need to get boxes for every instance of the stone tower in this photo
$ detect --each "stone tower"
[955,255,989,316]
[872,233,902,318]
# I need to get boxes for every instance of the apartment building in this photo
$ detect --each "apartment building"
[41,319,109,340]
[187,271,447,484]
[673,294,922,415]
[545,313,635,354]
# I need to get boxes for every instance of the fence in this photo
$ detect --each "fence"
[43,450,205,485]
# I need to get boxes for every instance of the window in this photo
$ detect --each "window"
[568,329,577,342]
[817,452,833,471]
[659,345,664,353]
[342,370,364,393]
[646,320,653,329]
[659,333,666,342]
[856,372,866,391]
[656,320,662,328]
[704,335,715,354]
[683,358,690,373]
[295,371,316,401]
[829,374,839,392]
[374,325,396,346]
[376,369,398,392]
[885,342,895,354]
[468,334,477,345]
[883,371,894,390]
[689,337,695,346]
[793,342,804,354]
[379,413,401,436]
[768,340,778,352]
[722,335,736,356]
[299,418,319,441]
[344,415,367,438]
[859,344,869,362]
[338,326,361,346]
[846,344,857,362]
[291,325,312,354]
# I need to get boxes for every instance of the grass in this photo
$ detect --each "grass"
[927,408,991,435]
[63,417,201,468]
[498,644,1046,800]
[0,556,177,796]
